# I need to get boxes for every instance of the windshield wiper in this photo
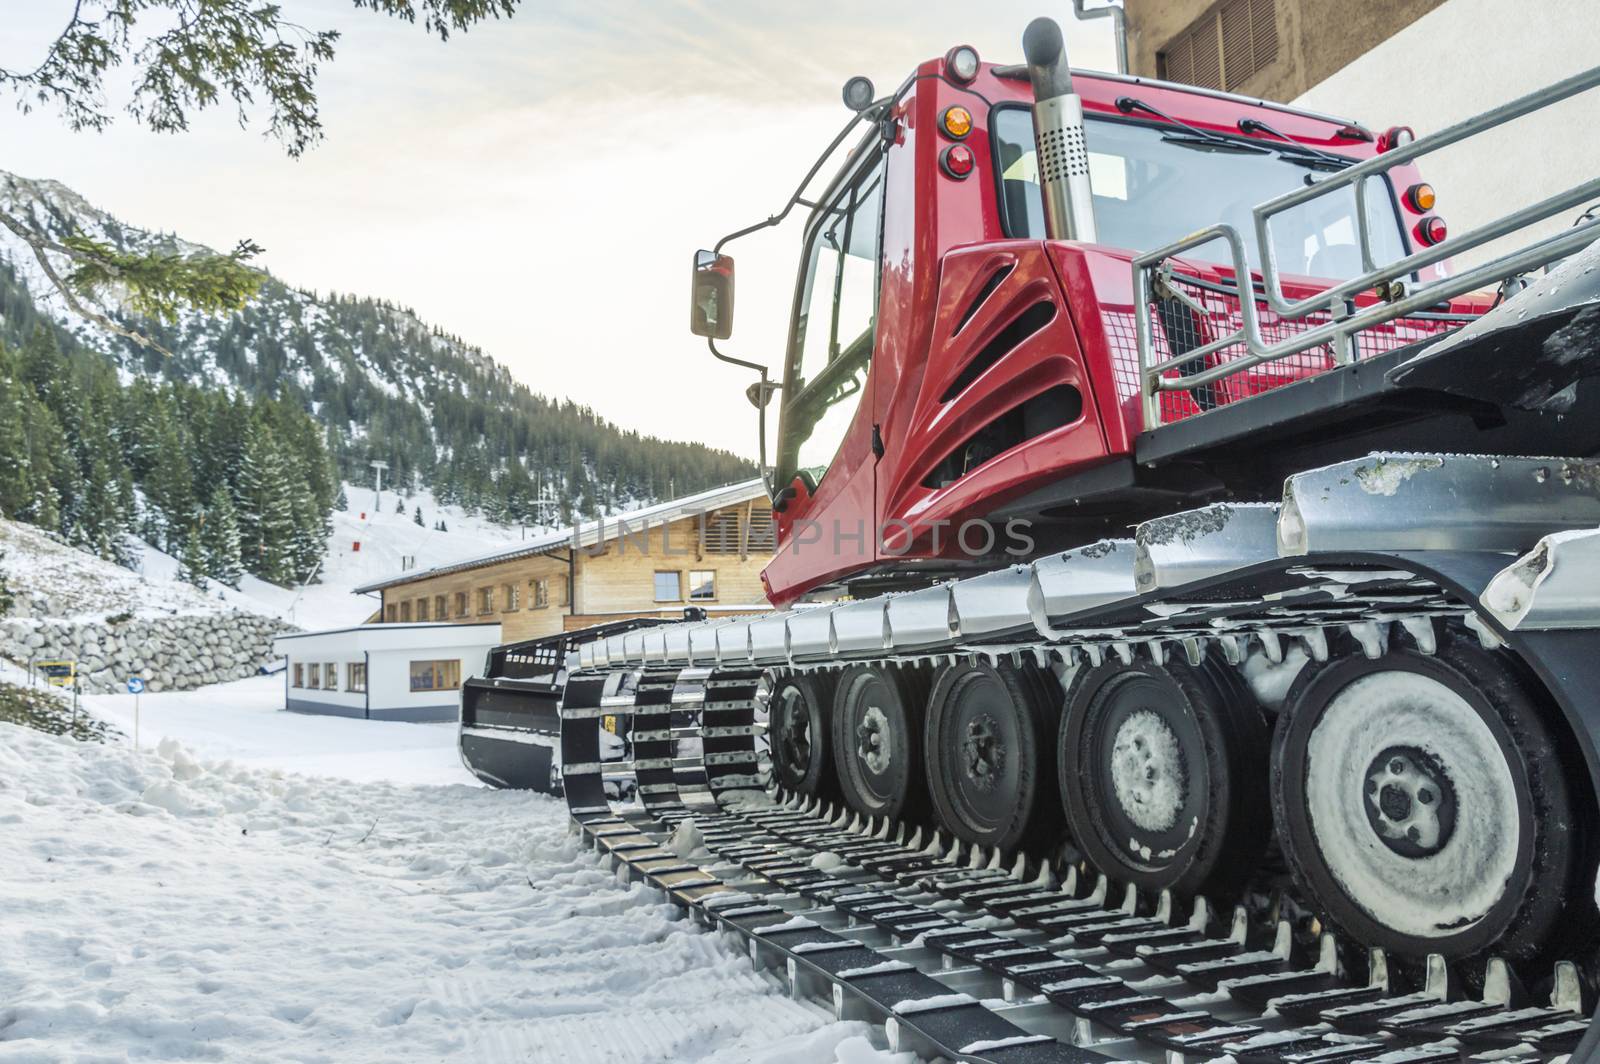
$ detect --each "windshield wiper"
[1117,95,1266,154]
[1237,117,1351,171]
[1161,133,1270,155]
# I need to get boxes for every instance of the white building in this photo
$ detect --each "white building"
[272,622,502,722]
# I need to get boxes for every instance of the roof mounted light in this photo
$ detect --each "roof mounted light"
[1377,125,1415,153]
[842,76,876,113]
[945,45,980,83]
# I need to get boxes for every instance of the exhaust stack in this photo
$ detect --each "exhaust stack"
[1023,17,1098,242]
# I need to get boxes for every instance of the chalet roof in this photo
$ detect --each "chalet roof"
[351,478,768,595]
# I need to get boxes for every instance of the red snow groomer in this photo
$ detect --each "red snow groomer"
[475,17,1600,1062]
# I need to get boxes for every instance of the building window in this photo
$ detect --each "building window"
[501,583,519,611]
[347,662,367,693]
[533,578,549,608]
[688,569,716,601]
[454,591,468,618]
[400,600,412,622]
[307,664,321,689]
[385,603,398,623]
[477,586,494,615]
[702,510,742,554]
[745,510,776,552]
[409,659,462,692]
[435,595,448,621]
[1158,0,1278,93]
[416,598,429,621]
[292,663,304,688]
[654,570,682,602]
[324,662,338,689]
[561,574,571,606]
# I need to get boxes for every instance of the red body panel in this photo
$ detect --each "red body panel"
[760,58,1462,607]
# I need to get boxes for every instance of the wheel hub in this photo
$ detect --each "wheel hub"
[856,705,892,775]
[1108,708,1187,833]
[961,713,1006,793]
[1363,745,1457,858]
[776,691,810,774]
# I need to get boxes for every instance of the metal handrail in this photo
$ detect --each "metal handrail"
[1133,63,1600,428]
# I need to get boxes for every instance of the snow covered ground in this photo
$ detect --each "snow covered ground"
[0,680,914,1063]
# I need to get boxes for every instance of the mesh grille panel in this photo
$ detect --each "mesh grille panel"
[1104,277,1462,427]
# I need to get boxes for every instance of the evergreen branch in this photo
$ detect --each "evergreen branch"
[0,203,174,356]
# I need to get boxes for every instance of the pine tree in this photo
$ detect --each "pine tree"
[0,550,12,615]
[199,485,244,588]
[413,505,424,526]
[335,484,348,511]
[236,422,296,583]
[394,496,404,515]
[437,518,447,533]
[286,473,323,583]
[177,515,209,586]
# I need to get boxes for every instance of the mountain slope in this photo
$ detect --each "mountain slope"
[0,171,753,522]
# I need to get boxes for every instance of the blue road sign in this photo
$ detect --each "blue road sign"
[126,676,146,695]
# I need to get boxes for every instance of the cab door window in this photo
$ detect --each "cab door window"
[782,152,885,488]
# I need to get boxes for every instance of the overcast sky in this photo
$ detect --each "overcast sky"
[0,1,1114,458]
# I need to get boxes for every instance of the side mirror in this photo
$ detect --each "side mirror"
[690,250,735,340]
[745,379,779,409]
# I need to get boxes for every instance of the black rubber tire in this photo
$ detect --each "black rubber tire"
[1271,626,1578,965]
[1059,656,1269,897]
[769,672,838,801]
[832,664,929,822]
[924,660,1061,853]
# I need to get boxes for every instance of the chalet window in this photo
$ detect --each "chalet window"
[324,662,338,689]
[416,598,429,621]
[688,569,716,601]
[409,659,462,692]
[385,603,398,623]
[347,662,367,693]
[435,595,448,620]
[503,583,520,611]
[307,664,321,690]
[293,663,304,688]
[1158,0,1278,92]
[702,510,742,554]
[560,575,571,605]
[654,571,682,602]
[454,591,468,617]
[533,579,549,608]
[745,510,776,553]
[477,587,494,615]
[400,600,412,622]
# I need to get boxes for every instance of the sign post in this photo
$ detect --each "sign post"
[127,676,146,749]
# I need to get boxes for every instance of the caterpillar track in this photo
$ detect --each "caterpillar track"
[546,452,1600,1063]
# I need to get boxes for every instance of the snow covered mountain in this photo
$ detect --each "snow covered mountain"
[0,170,752,522]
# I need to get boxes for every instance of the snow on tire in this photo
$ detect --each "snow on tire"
[1271,623,1581,965]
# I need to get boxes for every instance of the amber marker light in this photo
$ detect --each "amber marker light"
[942,106,973,139]
[1406,183,1436,212]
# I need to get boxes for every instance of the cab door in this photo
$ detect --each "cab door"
[763,148,887,604]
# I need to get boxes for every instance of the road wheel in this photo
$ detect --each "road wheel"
[832,665,927,822]
[924,660,1060,852]
[1272,625,1578,964]
[1059,656,1269,897]
[769,672,838,800]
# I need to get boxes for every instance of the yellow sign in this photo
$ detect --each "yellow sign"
[38,660,77,688]
[601,714,618,735]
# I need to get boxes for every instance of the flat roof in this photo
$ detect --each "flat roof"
[352,478,768,595]
[274,622,500,642]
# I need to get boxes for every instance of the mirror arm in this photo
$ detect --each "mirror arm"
[708,338,774,490]
[710,98,890,255]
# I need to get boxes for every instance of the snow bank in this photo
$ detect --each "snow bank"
[0,723,910,1062]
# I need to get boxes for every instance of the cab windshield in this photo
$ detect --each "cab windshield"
[993,108,1407,279]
